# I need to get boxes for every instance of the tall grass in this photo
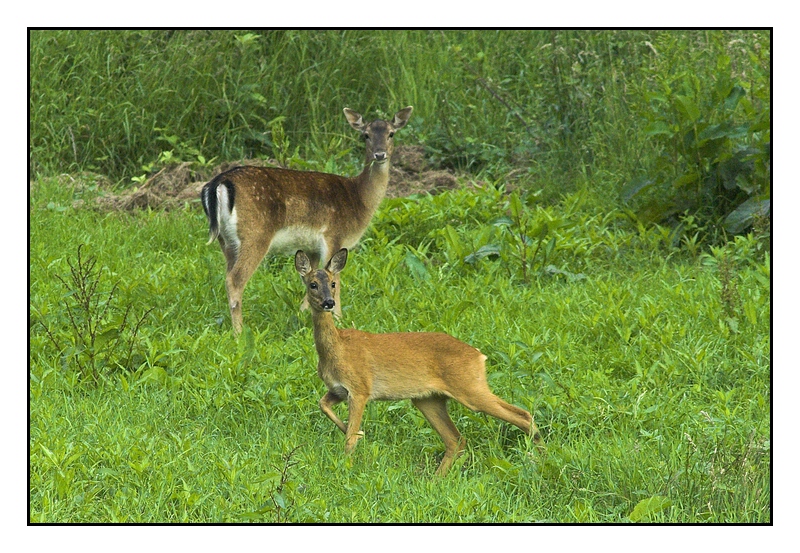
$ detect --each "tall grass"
[30,30,769,202]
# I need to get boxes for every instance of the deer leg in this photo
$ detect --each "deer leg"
[344,394,368,454]
[459,392,544,448]
[320,390,347,434]
[412,396,466,476]
[225,235,272,334]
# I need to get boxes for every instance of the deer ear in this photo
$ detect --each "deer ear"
[327,248,348,274]
[392,106,413,129]
[295,250,312,276]
[343,108,365,131]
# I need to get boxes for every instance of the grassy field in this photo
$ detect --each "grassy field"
[28,29,771,525]
[29,174,770,523]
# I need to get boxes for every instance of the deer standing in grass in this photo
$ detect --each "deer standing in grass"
[201,107,413,333]
[295,248,544,476]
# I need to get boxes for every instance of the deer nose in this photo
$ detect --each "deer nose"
[373,151,387,162]
[321,299,335,311]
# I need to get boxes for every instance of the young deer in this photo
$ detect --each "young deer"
[295,248,544,476]
[201,106,413,333]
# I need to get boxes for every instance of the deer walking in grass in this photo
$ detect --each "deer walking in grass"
[201,106,413,333]
[295,248,544,476]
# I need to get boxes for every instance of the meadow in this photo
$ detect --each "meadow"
[29,30,770,523]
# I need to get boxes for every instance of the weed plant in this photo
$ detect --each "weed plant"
[29,175,770,523]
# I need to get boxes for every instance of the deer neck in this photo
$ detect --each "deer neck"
[355,160,391,214]
[311,310,343,365]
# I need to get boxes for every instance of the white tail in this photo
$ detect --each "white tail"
[201,107,413,333]
[295,248,544,476]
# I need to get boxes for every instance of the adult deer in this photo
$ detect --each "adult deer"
[201,106,413,333]
[295,248,544,476]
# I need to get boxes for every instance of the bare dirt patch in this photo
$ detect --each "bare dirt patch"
[82,145,458,211]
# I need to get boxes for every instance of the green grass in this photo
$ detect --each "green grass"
[29,30,769,203]
[29,176,770,523]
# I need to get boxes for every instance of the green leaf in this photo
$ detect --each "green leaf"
[545,236,556,258]
[698,122,733,142]
[464,244,500,264]
[94,327,120,349]
[674,95,700,123]
[643,120,672,137]
[724,85,746,111]
[723,197,770,234]
[620,176,654,202]
[491,216,513,227]
[404,251,430,281]
[629,496,672,522]
[443,225,464,259]
[137,367,167,386]
[509,192,523,219]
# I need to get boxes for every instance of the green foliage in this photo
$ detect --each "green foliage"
[30,30,769,212]
[623,32,770,237]
[29,176,770,522]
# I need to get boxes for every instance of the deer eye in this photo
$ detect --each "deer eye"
[363,133,369,141]
[389,132,394,138]
[310,282,318,289]
[331,282,336,288]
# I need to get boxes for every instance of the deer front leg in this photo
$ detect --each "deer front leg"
[320,390,347,434]
[344,395,368,454]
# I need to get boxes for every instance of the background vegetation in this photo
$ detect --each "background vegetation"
[29,30,770,522]
[30,29,770,234]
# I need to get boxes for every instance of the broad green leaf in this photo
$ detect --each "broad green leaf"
[698,122,733,142]
[643,120,673,137]
[674,95,700,123]
[620,176,654,202]
[491,216,514,227]
[629,496,672,522]
[94,327,120,349]
[137,366,167,386]
[724,85,746,111]
[723,197,770,234]
[443,225,464,258]
[404,251,430,281]
[464,244,500,264]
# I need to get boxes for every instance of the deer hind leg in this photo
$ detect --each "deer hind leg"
[225,233,273,334]
[412,396,466,476]
[459,391,544,448]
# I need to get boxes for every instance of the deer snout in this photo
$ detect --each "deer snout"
[321,299,336,311]
[373,151,387,163]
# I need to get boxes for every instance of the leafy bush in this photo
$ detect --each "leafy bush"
[622,33,770,237]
